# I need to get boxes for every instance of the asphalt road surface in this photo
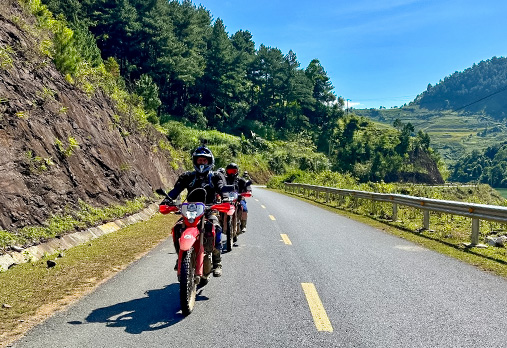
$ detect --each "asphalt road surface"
[12,187,507,347]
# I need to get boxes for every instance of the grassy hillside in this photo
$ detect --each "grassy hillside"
[354,106,507,166]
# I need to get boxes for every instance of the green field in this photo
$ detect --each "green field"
[494,188,507,199]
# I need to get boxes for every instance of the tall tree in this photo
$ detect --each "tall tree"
[197,18,233,128]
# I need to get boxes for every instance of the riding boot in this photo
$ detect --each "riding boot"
[212,248,222,277]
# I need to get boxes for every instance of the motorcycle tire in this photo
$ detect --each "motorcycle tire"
[226,215,233,252]
[234,207,241,237]
[180,247,197,315]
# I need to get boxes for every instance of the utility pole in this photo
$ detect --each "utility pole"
[346,99,350,115]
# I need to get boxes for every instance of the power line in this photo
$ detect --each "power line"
[348,95,417,102]
[453,85,507,112]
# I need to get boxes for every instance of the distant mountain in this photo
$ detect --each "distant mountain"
[413,56,507,120]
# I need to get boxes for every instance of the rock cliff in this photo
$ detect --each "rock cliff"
[0,3,178,231]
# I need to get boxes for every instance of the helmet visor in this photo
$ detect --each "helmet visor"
[226,168,238,175]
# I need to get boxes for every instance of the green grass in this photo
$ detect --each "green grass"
[0,198,149,250]
[0,213,178,346]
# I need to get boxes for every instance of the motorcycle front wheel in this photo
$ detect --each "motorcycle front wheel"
[180,247,197,315]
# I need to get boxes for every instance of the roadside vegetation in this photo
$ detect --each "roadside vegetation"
[269,171,507,263]
[274,187,507,280]
[0,213,178,347]
[0,198,149,252]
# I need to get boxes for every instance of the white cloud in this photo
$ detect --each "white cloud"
[347,101,361,108]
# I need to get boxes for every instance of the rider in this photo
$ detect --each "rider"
[162,146,226,277]
[224,163,252,234]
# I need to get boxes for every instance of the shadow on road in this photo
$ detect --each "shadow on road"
[71,283,196,334]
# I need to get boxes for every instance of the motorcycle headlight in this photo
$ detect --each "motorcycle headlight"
[184,204,199,223]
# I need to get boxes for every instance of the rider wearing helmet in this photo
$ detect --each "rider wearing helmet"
[164,146,227,277]
[225,163,252,234]
[217,167,226,181]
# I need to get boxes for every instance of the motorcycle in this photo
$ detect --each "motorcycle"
[220,190,239,252]
[221,190,252,252]
[157,188,234,315]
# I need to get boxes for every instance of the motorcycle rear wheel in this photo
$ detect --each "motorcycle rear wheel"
[180,247,197,315]
[225,215,233,252]
[234,206,241,237]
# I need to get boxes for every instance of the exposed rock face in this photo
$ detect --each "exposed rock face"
[0,5,178,231]
[385,147,444,185]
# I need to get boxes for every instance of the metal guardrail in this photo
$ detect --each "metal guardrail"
[284,183,507,246]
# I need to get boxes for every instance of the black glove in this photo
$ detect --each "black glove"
[160,197,174,206]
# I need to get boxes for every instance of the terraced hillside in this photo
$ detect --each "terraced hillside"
[356,106,507,165]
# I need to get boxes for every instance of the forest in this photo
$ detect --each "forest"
[39,0,443,184]
[413,56,507,120]
[450,142,507,187]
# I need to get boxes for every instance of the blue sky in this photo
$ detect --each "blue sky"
[197,0,507,109]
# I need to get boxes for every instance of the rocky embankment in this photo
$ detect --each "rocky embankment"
[0,4,178,233]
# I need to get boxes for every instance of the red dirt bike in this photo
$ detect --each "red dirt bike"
[221,190,252,252]
[157,188,234,315]
[220,190,238,252]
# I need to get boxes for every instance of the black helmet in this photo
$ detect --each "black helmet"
[192,146,214,173]
[226,163,239,177]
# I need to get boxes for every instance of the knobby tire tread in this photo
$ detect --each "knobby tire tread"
[180,248,196,315]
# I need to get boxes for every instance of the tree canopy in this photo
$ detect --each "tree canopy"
[41,0,443,184]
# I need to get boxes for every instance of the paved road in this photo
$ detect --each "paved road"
[13,188,507,347]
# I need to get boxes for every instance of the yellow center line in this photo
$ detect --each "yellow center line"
[301,283,333,332]
[261,205,266,209]
[269,215,276,220]
[280,234,292,245]
[255,199,259,202]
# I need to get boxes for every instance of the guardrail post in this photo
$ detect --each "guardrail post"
[423,210,430,230]
[471,218,480,245]
[325,191,329,203]
[392,203,398,221]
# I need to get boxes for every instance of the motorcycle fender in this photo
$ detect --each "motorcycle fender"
[179,227,199,251]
